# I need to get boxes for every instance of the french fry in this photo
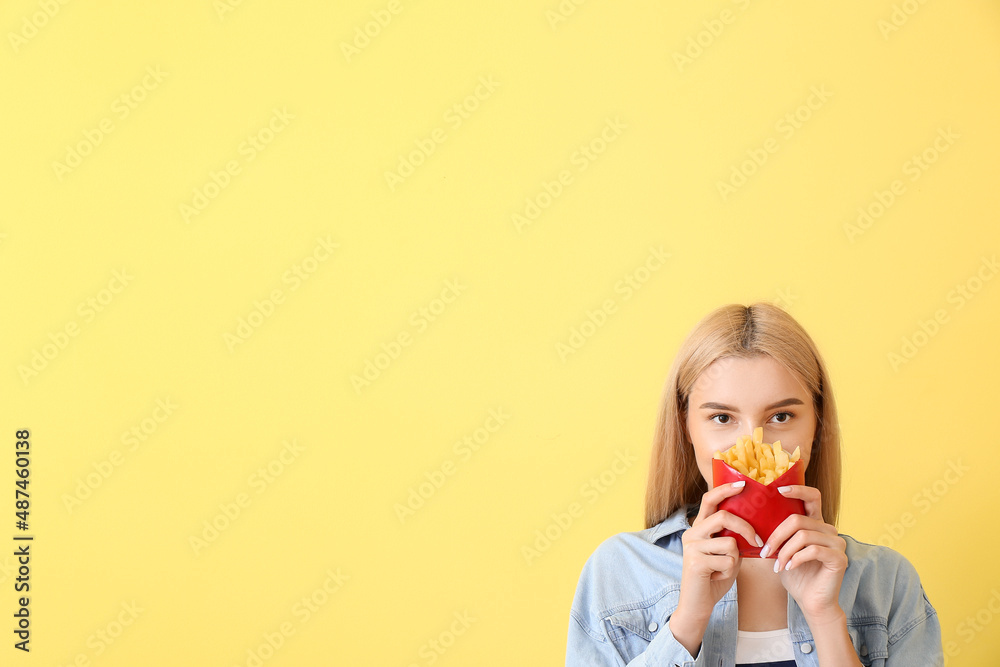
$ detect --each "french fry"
[713,429,801,485]
[775,450,789,471]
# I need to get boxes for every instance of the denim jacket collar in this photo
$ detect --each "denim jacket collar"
[644,504,693,545]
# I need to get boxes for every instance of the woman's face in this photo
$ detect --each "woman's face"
[685,354,817,486]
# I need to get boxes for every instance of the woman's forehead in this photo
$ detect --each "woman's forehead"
[691,355,809,400]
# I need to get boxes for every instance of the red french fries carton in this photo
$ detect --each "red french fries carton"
[712,457,805,558]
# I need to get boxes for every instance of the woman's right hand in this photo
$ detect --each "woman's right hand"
[669,481,762,656]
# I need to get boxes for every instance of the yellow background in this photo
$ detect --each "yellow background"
[2,0,999,665]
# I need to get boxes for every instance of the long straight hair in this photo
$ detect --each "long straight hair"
[644,303,841,529]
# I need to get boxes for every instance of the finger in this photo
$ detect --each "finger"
[759,513,836,559]
[700,554,739,580]
[776,484,824,521]
[693,481,748,525]
[690,510,763,550]
[772,530,844,572]
[690,535,740,558]
[778,542,847,574]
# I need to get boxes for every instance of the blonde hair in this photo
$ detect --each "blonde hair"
[644,302,841,529]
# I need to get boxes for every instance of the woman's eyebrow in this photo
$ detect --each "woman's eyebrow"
[698,398,805,411]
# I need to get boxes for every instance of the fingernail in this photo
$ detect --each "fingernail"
[731,481,746,488]
[785,561,793,571]
[759,543,770,558]
[754,534,763,548]
[773,560,780,574]
[777,486,791,494]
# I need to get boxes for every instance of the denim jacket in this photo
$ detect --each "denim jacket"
[566,505,942,666]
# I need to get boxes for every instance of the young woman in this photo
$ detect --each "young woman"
[566,303,942,666]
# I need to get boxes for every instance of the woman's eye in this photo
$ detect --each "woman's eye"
[710,414,732,425]
[771,412,793,423]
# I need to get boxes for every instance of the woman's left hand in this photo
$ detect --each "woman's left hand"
[761,484,848,620]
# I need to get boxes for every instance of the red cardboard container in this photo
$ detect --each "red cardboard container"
[712,458,806,558]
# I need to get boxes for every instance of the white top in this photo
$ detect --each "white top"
[735,628,795,663]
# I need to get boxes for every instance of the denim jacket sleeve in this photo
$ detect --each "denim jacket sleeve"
[828,536,942,666]
[844,538,943,667]
[884,586,943,667]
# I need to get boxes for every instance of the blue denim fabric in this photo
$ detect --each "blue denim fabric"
[566,505,942,666]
